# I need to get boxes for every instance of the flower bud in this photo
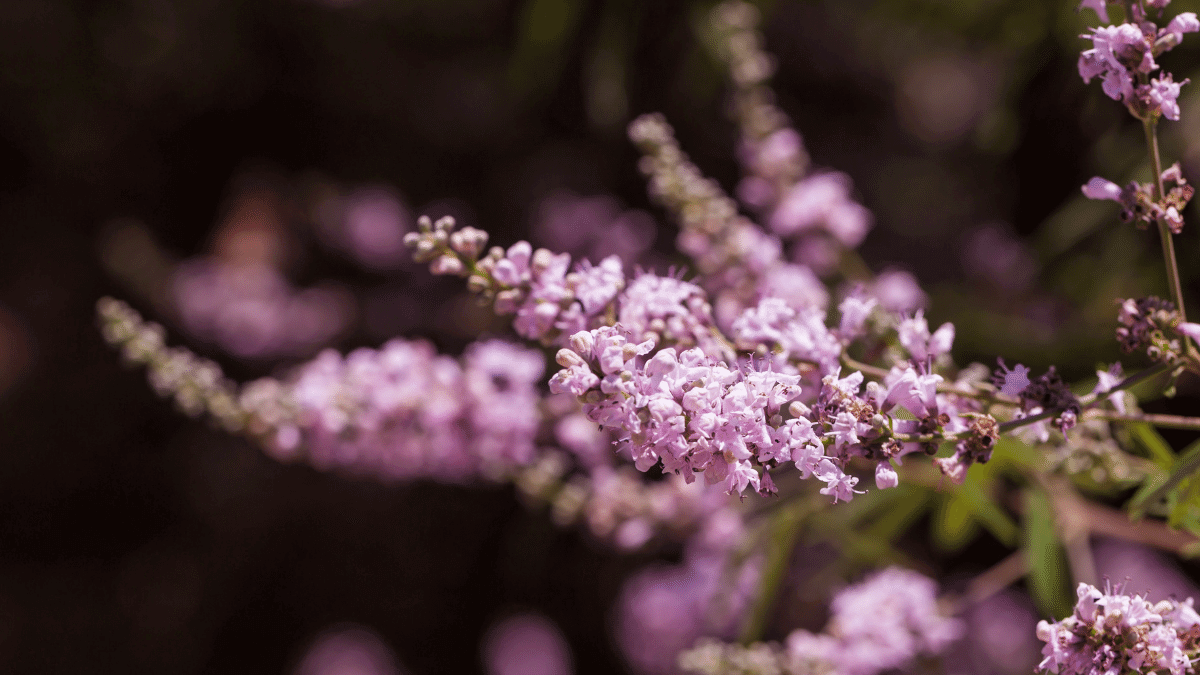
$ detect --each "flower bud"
[555,348,585,368]
[570,331,595,358]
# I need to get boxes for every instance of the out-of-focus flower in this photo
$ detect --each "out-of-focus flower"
[1079,0,1109,23]
[322,187,414,270]
[868,269,927,314]
[292,626,403,675]
[173,259,353,359]
[482,613,573,675]
[534,191,656,265]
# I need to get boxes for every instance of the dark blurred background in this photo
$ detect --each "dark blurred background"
[2,0,1200,672]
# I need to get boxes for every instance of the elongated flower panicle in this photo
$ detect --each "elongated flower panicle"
[404,215,626,346]
[1079,2,1199,234]
[708,1,871,276]
[1036,582,1200,675]
[1077,6,1197,118]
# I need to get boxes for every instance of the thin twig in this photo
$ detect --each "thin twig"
[1088,410,1200,431]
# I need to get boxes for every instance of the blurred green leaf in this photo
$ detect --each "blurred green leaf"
[507,0,584,97]
[1024,487,1073,619]
[1128,469,1170,520]
[1133,437,1200,520]
[1129,422,1176,468]
[932,491,979,553]
[739,498,807,644]
[864,484,929,543]
[958,463,1020,547]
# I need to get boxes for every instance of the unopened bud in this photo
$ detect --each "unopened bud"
[570,331,595,357]
[555,348,586,368]
[430,255,464,276]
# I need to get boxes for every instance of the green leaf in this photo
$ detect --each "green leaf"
[1129,423,1176,468]
[1023,487,1073,619]
[1132,437,1200,517]
[952,454,1020,546]
[1128,468,1170,520]
[507,0,585,97]
[739,502,806,645]
[864,485,929,543]
[932,491,980,553]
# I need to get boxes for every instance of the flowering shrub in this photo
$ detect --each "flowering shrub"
[93,0,1200,673]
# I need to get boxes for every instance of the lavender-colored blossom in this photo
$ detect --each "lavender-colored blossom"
[1078,0,1109,23]
[1036,582,1200,675]
[994,360,1032,398]
[1164,12,1200,44]
[838,294,877,340]
[874,461,899,489]
[1079,23,1154,103]
[770,172,872,247]
[1178,322,1200,341]
[1093,363,1128,414]
[897,310,955,363]
[1082,177,1124,201]
[550,324,844,497]
[1149,75,1187,120]
[249,337,546,482]
[883,365,943,418]
[618,273,729,360]
[730,297,843,375]
[784,567,963,675]
[173,259,352,359]
[869,269,928,313]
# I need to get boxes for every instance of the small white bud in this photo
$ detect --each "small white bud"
[570,331,595,358]
[555,348,586,368]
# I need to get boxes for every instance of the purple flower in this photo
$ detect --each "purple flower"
[1079,24,1153,102]
[838,295,877,340]
[1036,582,1200,675]
[1078,0,1109,23]
[1148,74,1188,120]
[1164,12,1200,44]
[1092,363,1127,414]
[787,567,963,675]
[897,310,955,362]
[1082,176,1124,201]
[875,462,899,489]
[770,172,872,247]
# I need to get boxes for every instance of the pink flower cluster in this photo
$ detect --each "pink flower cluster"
[1077,2,1197,120]
[243,338,545,482]
[550,325,822,497]
[681,566,963,675]
[785,567,964,675]
[1036,582,1200,675]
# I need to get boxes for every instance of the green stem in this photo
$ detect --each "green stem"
[1143,118,1188,324]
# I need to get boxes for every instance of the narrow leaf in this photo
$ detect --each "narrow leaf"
[1024,487,1073,619]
